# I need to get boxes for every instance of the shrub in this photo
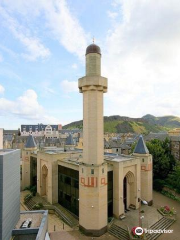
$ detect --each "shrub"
[32,202,44,210]
[30,185,37,196]
[161,190,180,203]
[24,186,31,191]
[153,179,165,191]
[24,193,33,203]
[24,185,37,196]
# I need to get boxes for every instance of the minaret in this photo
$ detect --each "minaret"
[22,134,37,189]
[133,135,153,205]
[78,43,108,236]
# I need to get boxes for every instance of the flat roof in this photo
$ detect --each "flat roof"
[43,148,82,155]
[15,213,42,229]
[105,154,136,163]
[58,153,136,166]
[12,210,48,240]
[0,149,19,156]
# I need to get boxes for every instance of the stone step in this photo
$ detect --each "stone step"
[147,218,169,232]
[53,203,79,228]
[110,225,129,236]
[25,194,79,228]
[109,228,129,239]
[108,224,129,240]
[146,217,175,240]
[53,206,75,228]
[148,217,174,231]
[25,198,36,210]
[33,196,49,205]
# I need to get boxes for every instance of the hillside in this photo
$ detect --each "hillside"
[62,114,180,134]
[142,114,180,128]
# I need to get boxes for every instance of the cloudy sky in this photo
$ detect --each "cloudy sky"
[0,0,180,129]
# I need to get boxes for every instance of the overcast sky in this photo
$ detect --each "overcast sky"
[0,0,180,129]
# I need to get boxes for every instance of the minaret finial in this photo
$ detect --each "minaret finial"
[93,36,95,44]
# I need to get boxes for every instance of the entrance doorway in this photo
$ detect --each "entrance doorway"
[30,157,37,187]
[108,171,113,218]
[123,176,127,210]
[123,171,135,211]
[41,165,48,196]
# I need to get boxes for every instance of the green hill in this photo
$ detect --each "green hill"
[142,114,180,128]
[63,114,180,134]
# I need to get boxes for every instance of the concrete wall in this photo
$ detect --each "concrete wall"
[0,149,20,240]
[36,210,48,240]
[0,129,3,149]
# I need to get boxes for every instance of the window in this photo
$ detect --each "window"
[102,168,104,174]
[65,194,71,202]
[82,168,84,173]
[65,176,71,185]
[60,174,63,182]
[91,169,94,174]
[142,159,144,162]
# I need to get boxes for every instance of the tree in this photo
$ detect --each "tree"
[146,138,176,180]
[166,165,180,193]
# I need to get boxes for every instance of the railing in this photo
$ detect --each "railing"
[107,217,114,230]
[44,205,76,228]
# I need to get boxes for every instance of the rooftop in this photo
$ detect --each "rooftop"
[12,210,48,240]
[0,149,19,156]
[86,43,101,55]
[25,134,37,148]
[15,212,42,229]
[43,148,82,155]
[134,135,149,154]
[104,153,136,163]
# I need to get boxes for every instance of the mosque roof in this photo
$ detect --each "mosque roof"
[134,135,149,154]
[86,43,101,55]
[25,134,37,148]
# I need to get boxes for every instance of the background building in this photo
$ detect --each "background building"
[21,124,62,137]
[12,210,48,240]
[0,149,20,240]
[0,128,3,149]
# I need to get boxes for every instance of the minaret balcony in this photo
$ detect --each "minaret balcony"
[78,76,107,93]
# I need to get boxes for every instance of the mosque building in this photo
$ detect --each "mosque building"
[21,43,153,237]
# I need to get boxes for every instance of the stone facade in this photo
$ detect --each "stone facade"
[170,136,180,161]
[21,43,153,237]
[168,128,180,136]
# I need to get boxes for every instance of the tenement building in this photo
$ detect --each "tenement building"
[21,124,62,137]
[21,43,153,237]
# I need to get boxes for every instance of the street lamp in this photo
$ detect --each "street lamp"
[138,198,148,227]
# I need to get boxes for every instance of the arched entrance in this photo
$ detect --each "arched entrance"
[123,171,135,211]
[41,165,48,196]
[123,177,127,210]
